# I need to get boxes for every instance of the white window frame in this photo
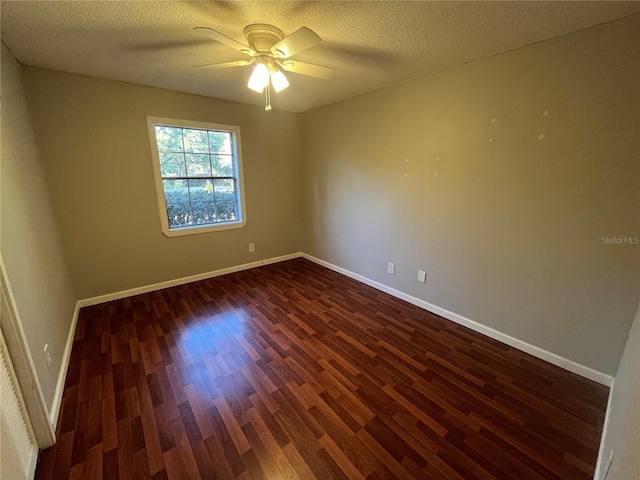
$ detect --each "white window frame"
[146,116,247,237]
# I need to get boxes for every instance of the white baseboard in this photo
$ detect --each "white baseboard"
[301,253,614,387]
[49,301,80,428]
[78,253,302,308]
[63,246,611,444]
[47,249,615,466]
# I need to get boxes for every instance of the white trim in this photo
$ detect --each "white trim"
[593,379,616,480]
[145,116,247,238]
[0,259,56,448]
[301,253,614,387]
[49,302,80,428]
[73,250,613,385]
[0,329,39,479]
[78,253,302,308]
[27,450,38,480]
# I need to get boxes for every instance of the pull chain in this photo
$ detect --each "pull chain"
[264,81,272,111]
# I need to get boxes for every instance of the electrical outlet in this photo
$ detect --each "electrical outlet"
[249,243,255,253]
[387,262,395,275]
[418,270,427,283]
[43,344,51,370]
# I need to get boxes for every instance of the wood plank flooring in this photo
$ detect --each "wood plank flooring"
[35,258,609,479]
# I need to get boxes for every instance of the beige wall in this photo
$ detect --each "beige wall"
[301,16,639,375]
[1,44,77,411]
[595,298,640,479]
[22,68,301,300]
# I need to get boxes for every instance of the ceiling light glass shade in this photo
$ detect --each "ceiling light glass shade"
[270,69,289,93]
[247,62,270,92]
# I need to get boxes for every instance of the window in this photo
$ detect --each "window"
[146,117,246,237]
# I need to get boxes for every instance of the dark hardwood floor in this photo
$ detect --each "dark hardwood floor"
[35,258,609,479]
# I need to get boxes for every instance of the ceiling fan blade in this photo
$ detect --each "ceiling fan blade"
[271,26,321,58]
[278,60,334,79]
[194,27,256,56]
[194,60,253,69]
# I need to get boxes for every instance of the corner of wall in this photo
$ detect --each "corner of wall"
[593,298,640,480]
[48,301,81,428]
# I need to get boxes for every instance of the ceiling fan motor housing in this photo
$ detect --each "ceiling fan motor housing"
[243,24,284,54]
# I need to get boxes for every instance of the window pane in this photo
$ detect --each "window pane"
[213,179,235,202]
[185,154,211,177]
[191,202,217,225]
[166,203,191,227]
[215,201,237,221]
[150,119,244,234]
[209,131,232,154]
[188,179,215,203]
[163,180,189,204]
[211,154,234,177]
[155,126,183,152]
[160,153,186,177]
[183,129,209,153]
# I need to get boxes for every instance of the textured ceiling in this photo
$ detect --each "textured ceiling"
[2,1,639,113]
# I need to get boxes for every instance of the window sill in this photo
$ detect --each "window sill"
[161,219,246,237]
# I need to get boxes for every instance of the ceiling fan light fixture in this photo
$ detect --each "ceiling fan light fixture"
[247,62,269,92]
[270,68,289,93]
[195,24,333,110]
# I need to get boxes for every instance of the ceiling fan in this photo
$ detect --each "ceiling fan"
[194,24,333,110]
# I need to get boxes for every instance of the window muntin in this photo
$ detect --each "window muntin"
[147,117,246,237]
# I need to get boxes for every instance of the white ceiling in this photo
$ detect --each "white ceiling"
[2,1,639,113]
